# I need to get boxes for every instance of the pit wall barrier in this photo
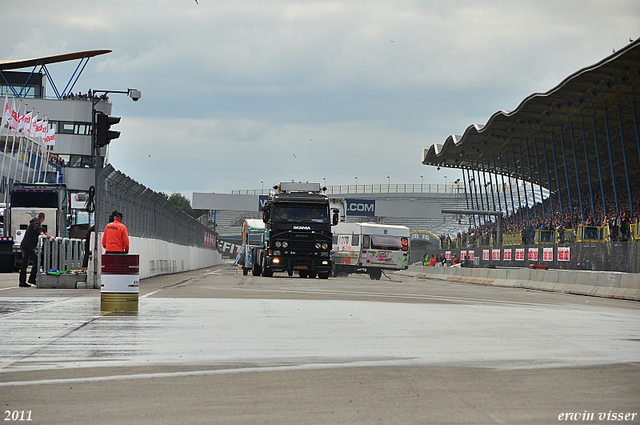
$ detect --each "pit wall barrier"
[87,234,222,288]
[405,265,640,301]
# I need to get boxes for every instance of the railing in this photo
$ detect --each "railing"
[503,233,522,246]
[535,230,557,244]
[232,183,466,195]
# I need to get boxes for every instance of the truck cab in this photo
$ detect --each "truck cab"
[254,182,337,279]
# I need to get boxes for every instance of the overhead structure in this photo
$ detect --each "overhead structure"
[422,39,640,219]
[0,49,111,99]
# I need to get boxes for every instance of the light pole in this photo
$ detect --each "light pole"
[354,176,358,192]
[90,88,140,288]
[420,175,423,192]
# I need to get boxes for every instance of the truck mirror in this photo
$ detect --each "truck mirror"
[332,212,339,226]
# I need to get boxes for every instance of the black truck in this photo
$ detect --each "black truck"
[251,182,338,279]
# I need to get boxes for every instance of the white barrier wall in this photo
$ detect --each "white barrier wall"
[129,236,222,279]
[88,233,222,282]
[406,265,640,301]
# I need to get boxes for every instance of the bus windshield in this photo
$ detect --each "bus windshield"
[273,203,329,223]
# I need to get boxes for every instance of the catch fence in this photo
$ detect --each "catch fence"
[96,165,217,249]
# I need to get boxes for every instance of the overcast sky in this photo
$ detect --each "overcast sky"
[2,1,638,197]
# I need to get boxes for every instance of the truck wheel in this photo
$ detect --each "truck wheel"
[263,268,274,277]
[242,268,248,276]
[252,259,261,276]
[298,271,308,278]
[318,272,330,279]
[308,272,317,279]
[369,269,382,280]
[288,270,293,277]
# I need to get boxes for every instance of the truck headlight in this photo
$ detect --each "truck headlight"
[322,243,329,250]
[275,241,281,248]
[282,241,288,248]
[272,257,280,264]
[315,242,321,249]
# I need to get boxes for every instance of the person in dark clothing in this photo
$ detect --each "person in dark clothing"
[19,211,50,287]
[82,225,95,268]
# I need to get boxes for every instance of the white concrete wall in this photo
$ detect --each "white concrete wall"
[405,265,640,301]
[128,236,222,279]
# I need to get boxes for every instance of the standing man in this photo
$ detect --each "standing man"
[19,211,49,287]
[102,211,129,253]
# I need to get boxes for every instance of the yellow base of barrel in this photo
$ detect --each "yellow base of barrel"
[101,293,139,315]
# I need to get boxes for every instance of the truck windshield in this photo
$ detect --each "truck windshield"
[273,204,329,223]
[11,190,59,208]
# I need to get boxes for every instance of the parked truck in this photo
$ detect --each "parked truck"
[235,218,265,276]
[331,222,410,279]
[5,182,70,266]
[251,182,338,279]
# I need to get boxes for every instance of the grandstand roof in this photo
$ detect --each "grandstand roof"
[0,50,111,70]
[422,39,640,191]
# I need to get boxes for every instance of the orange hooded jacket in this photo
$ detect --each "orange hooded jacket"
[102,220,130,252]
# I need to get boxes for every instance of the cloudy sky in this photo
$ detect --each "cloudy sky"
[2,0,638,197]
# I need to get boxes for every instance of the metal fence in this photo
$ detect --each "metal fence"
[38,236,85,272]
[420,241,639,274]
[232,183,466,195]
[97,165,217,249]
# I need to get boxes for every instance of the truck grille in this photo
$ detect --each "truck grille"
[289,239,313,251]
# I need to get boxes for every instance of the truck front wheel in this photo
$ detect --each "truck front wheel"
[369,269,382,280]
[318,272,330,279]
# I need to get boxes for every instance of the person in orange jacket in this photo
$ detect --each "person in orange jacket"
[429,256,437,267]
[102,210,129,253]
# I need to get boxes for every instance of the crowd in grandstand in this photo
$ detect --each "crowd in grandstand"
[62,90,109,101]
[445,185,639,248]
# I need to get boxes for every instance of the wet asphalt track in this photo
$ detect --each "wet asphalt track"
[1,264,639,424]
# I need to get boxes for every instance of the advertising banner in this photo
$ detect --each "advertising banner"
[344,198,376,216]
[558,246,571,261]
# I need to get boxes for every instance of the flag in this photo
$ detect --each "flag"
[36,120,49,140]
[1,96,9,129]
[44,128,56,146]
[10,99,18,133]
[29,114,38,138]
[22,111,32,135]
[16,107,24,132]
